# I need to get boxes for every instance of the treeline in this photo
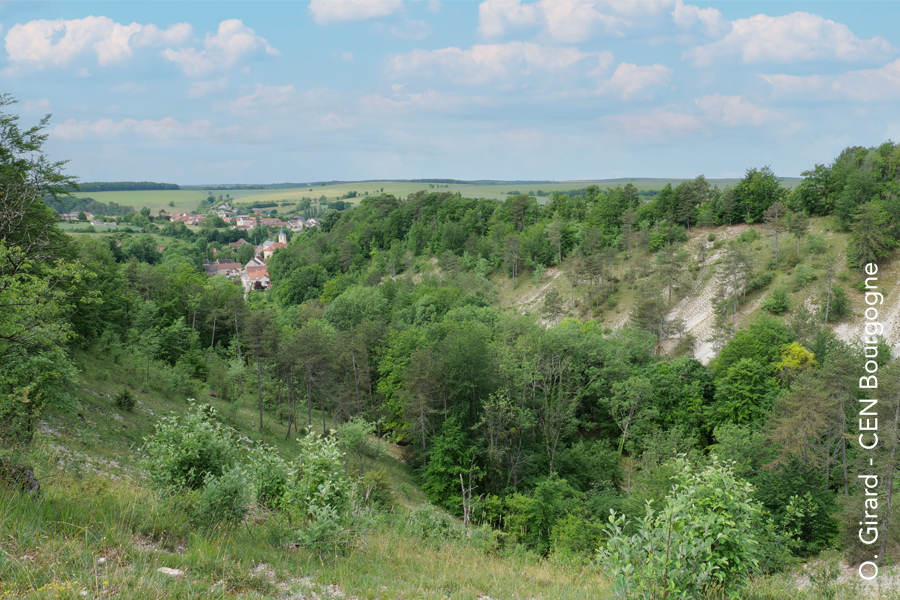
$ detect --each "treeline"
[44,196,136,217]
[67,181,180,192]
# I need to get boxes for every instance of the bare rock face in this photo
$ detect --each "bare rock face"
[157,567,185,577]
[0,458,41,494]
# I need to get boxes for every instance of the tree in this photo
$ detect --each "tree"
[764,201,787,266]
[848,202,891,267]
[786,210,809,255]
[733,166,787,224]
[605,376,655,456]
[0,96,82,443]
[541,288,565,324]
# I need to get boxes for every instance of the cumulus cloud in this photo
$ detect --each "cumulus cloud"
[4,17,190,68]
[694,94,781,126]
[309,0,403,24]
[599,62,672,100]
[478,0,672,41]
[188,78,229,98]
[685,11,892,66]
[601,108,702,138]
[671,0,727,37]
[389,41,614,86]
[762,58,900,102]
[162,19,278,76]
[49,117,230,142]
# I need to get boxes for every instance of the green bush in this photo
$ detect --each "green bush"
[598,457,766,599]
[791,264,816,291]
[706,233,716,242]
[333,416,385,476]
[808,233,826,255]
[821,286,850,321]
[193,466,251,527]
[737,227,761,243]
[246,443,289,508]
[141,402,238,490]
[113,388,135,411]
[762,287,790,314]
[282,432,352,552]
[745,271,774,293]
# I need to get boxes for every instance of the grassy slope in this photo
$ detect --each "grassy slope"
[0,349,605,600]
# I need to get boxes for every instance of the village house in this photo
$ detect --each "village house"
[202,259,242,277]
[241,256,270,295]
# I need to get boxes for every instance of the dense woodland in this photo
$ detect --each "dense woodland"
[5,94,900,595]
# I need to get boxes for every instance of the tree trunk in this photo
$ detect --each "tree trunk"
[257,357,263,431]
[210,316,217,349]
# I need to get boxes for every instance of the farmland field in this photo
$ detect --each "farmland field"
[69,188,281,214]
[69,177,804,213]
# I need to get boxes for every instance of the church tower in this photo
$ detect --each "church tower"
[278,227,287,245]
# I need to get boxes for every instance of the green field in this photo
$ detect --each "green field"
[70,188,282,214]
[70,178,804,214]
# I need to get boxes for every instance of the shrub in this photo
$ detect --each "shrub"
[762,287,790,314]
[113,388,136,411]
[333,416,385,476]
[246,443,289,508]
[598,457,766,599]
[791,264,816,291]
[193,467,250,527]
[808,233,826,255]
[141,402,238,490]
[745,271,774,293]
[821,286,850,321]
[737,226,761,243]
[706,233,716,242]
[281,433,351,533]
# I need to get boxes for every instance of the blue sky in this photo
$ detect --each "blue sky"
[3,0,899,184]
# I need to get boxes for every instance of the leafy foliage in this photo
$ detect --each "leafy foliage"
[598,457,765,599]
[141,402,239,490]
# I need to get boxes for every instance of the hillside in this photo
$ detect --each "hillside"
[6,134,900,599]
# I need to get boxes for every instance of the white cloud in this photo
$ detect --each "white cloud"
[4,17,190,68]
[685,11,892,66]
[228,84,296,111]
[601,108,702,138]
[762,58,900,102]
[391,19,431,40]
[694,94,781,126]
[162,19,278,76]
[478,0,672,41]
[49,117,227,142]
[389,41,613,86]
[309,0,403,25]
[23,98,50,110]
[599,62,671,100]
[671,0,727,37]
[189,78,228,98]
[133,23,193,47]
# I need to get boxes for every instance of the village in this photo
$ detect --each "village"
[63,202,319,296]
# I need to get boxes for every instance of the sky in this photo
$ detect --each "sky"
[2,0,900,185]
